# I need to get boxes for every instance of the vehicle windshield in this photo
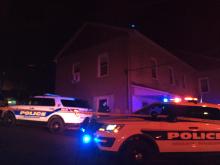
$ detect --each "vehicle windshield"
[135,103,220,120]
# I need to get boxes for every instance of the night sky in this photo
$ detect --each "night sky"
[1,0,220,64]
[1,0,220,96]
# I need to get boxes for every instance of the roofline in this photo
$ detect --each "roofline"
[33,95,75,100]
[54,22,197,72]
[54,22,133,63]
[85,22,133,33]
[132,31,196,71]
[54,23,87,63]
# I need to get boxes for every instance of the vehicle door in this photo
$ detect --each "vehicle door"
[14,98,55,121]
[152,104,219,153]
[182,106,220,152]
[139,103,220,152]
[139,104,203,152]
[60,99,92,123]
[156,119,205,152]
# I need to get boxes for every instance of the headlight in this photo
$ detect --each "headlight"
[98,124,124,133]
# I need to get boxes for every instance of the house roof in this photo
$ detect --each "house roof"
[54,23,196,71]
[55,22,131,61]
[174,50,220,71]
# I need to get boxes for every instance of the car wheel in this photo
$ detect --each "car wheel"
[48,117,64,134]
[3,112,16,127]
[120,138,155,165]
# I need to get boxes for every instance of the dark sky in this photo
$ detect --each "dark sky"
[1,0,220,67]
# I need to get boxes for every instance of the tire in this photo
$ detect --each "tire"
[3,112,16,127]
[120,137,155,165]
[48,117,64,134]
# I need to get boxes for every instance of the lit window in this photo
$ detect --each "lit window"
[94,95,113,113]
[168,67,174,84]
[98,99,110,113]
[72,63,80,83]
[98,54,109,77]
[199,78,209,93]
[150,58,157,79]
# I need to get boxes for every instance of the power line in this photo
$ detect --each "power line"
[127,61,176,72]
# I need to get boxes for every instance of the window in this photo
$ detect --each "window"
[135,103,164,115]
[199,78,209,93]
[95,95,112,113]
[98,99,110,113]
[61,99,90,108]
[28,98,55,106]
[98,54,109,77]
[72,63,80,83]
[182,75,186,88]
[150,58,157,79]
[179,106,220,120]
[168,67,174,84]
[135,103,220,121]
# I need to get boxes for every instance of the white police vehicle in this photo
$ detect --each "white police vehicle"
[0,94,92,133]
[135,98,220,118]
[81,100,220,164]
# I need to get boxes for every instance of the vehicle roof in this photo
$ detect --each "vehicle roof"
[33,95,75,100]
[148,101,220,109]
[165,101,220,109]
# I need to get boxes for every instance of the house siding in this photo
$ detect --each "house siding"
[55,24,202,113]
[56,36,129,113]
[197,69,220,104]
[128,33,198,97]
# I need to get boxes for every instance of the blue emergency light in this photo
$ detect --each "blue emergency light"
[163,98,169,103]
[82,134,92,144]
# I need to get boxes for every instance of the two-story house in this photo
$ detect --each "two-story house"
[55,23,198,113]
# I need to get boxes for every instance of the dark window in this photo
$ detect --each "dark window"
[98,99,110,113]
[29,98,55,106]
[182,75,186,88]
[61,99,90,108]
[150,59,157,79]
[168,68,174,84]
[73,63,80,73]
[98,55,109,77]
[181,106,220,120]
[135,103,165,115]
[199,78,209,93]
[136,103,220,121]
[100,62,108,76]
[72,63,80,83]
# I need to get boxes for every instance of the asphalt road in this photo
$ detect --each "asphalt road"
[1,124,220,165]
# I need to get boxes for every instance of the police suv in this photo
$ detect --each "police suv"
[0,94,92,133]
[81,100,220,164]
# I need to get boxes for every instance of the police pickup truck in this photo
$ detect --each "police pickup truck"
[0,94,92,133]
[81,102,220,164]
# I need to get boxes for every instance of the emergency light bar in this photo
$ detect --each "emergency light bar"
[163,96,198,103]
[184,97,198,101]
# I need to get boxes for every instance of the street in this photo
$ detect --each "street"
[1,124,220,165]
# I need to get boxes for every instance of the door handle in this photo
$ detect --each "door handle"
[188,127,199,130]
